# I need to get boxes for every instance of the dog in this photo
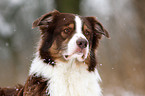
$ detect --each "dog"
[0,10,109,96]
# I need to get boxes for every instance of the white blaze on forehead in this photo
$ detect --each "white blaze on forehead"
[63,16,89,61]
[75,16,83,34]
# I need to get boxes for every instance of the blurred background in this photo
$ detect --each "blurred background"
[0,0,145,95]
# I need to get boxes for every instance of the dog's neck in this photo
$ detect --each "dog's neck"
[29,55,102,96]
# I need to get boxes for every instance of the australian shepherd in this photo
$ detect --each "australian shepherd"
[0,10,109,96]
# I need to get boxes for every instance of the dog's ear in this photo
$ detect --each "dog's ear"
[32,10,60,29]
[86,17,109,38]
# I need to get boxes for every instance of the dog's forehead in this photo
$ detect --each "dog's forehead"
[56,13,75,25]
[55,13,91,27]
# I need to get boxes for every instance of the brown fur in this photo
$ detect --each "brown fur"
[23,75,48,96]
[0,85,23,96]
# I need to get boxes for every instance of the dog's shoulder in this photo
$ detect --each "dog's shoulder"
[23,75,48,96]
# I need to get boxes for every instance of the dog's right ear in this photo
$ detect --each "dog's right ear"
[32,10,60,29]
[86,16,109,38]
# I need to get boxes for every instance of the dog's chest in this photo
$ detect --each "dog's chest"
[30,58,102,96]
[45,60,102,96]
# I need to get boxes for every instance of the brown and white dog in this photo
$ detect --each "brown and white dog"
[0,10,109,96]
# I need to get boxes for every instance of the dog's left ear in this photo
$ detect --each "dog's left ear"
[86,17,109,38]
[32,10,60,29]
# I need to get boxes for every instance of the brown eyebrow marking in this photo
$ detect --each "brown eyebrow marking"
[67,23,74,28]
[63,23,74,29]
[83,24,91,31]
[83,24,88,30]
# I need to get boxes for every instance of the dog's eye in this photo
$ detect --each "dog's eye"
[64,28,71,34]
[84,30,90,36]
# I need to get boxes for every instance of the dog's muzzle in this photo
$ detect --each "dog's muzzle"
[63,38,89,62]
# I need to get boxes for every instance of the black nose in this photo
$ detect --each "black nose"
[76,39,88,49]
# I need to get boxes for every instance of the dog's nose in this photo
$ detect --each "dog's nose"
[76,39,88,49]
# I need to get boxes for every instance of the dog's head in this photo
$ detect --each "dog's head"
[33,10,109,71]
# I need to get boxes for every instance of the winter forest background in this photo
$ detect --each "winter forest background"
[0,0,145,95]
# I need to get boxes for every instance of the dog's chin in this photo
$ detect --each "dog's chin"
[63,53,87,62]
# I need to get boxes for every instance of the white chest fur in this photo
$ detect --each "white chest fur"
[30,56,102,96]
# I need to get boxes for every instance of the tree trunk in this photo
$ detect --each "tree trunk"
[54,0,80,14]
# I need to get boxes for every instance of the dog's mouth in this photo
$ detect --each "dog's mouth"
[63,48,87,62]
[64,53,84,59]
